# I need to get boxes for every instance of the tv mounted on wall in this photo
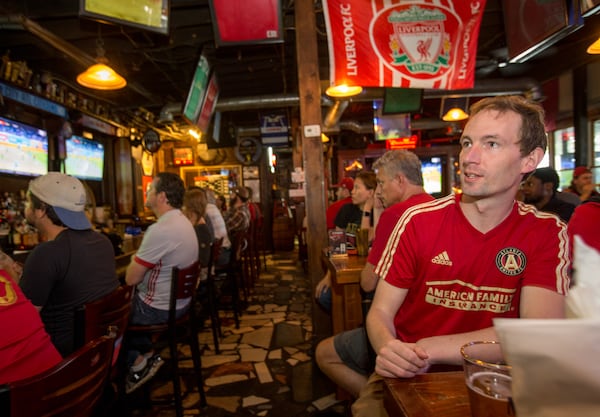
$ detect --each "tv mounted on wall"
[0,116,48,177]
[420,156,444,197]
[79,0,170,35]
[373,100,411,142]
[65,135,105,181]
[182,53,211,126]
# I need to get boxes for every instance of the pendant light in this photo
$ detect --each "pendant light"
[77,37,126,90]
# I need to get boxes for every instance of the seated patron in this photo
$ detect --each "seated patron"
[316,150,434,398]
[352,96,570,416]
[521,167,576,222]
[0,267,62,384]
[564,166,599,202]
[15,172,118,357]
[125,172,198,393]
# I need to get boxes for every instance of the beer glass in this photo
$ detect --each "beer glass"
[461,341,514,417]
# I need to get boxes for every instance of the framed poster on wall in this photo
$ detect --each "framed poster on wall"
[180,165,242,197]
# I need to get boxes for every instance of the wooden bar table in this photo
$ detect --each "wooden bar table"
[383,372,471,417]
[321,250,368,334]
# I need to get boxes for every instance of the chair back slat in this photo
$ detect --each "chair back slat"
[172,261,200,301]
[3,335,114,417]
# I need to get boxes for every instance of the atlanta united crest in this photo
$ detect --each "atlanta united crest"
[495,247,527,276]
[370,4,460,82]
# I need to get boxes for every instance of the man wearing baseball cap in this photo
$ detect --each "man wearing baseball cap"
[18,172,119,357]
[326,177,354,229]
[564,166,599,202]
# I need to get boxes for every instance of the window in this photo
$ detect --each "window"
[553,127,575,189]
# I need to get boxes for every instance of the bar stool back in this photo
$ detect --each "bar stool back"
[127,261,206,417]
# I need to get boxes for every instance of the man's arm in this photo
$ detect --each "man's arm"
[415,286,565,365]
[360,262,378,292]
[125,259,148,286]
[366,279,429,378]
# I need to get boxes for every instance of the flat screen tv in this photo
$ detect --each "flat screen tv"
[0,116,48,177]
[65,135,105,181]
[182,53,211,125]
[79,0,170,35]
[373,100,411,141]
[420,156,443,196]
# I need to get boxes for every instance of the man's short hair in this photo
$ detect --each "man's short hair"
[155,172,185,208]
[372,150,424,186]
[531,167,559,192]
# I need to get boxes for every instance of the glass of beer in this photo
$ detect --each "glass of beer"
[461,341,514,417]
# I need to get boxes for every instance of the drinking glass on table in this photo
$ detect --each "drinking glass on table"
[461,341,515,417]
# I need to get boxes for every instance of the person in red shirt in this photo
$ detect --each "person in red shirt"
[564,166,600,202]
[568,196,600,255]
[326,177,354,229]
[0,267,62,384]
[316,150,434,398]
[354,96,570,416]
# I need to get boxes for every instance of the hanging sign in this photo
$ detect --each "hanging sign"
[322,0,487,90]
[259,112,289,145]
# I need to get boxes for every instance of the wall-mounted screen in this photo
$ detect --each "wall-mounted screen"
[182,53,211,125]
[0,116,48,177]
[373,100,411,141]
[80,0,170,35]
[420,156,443,196]
[65,135,105,181]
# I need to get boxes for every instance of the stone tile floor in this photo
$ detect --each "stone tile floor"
[119,251,347,417]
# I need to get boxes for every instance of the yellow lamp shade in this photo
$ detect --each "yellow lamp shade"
[325,84,363,98]
[587,37,600,54]
[77,63,127,90]
[442,107,469,122]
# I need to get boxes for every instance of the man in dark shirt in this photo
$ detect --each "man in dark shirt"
[18,172,119,357]
[521,167,576,222]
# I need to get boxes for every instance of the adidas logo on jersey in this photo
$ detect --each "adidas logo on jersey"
[431,251,453,266]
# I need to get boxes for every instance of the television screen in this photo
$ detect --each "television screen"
[373,100,411,141]
[182,54,211,125]
[0,116,48,177]
[383,88,423,114]
[420,156,443,196]
[209,0,284,46]
[65,135,105,181]
[80,0,170,35]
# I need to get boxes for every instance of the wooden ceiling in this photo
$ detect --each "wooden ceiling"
[1,0,599,142]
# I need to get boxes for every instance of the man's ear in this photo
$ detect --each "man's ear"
[521,147,544,174]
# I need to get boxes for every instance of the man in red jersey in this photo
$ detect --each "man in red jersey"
[316,150,434,398]
[326,177,354,229]
[353,96,570,417]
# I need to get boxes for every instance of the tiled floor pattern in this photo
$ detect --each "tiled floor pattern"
[125,251,345,417]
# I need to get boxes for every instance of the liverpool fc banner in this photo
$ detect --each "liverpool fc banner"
[323,0,487,90]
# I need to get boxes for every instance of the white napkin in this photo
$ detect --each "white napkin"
[492,237,600,417]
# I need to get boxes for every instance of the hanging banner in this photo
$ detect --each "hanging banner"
[323,0,487,90]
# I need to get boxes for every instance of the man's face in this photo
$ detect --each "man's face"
[336,186,348,200]
[574,172,593,192]
[459,109,538,202]
[521,175,545,204]
[24,192,37,227]
[376,169,401,208]
[144,178,159,211]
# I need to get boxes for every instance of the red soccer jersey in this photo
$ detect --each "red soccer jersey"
[367,193,434,266]
[0,269,62,384]
[375,194,571,343]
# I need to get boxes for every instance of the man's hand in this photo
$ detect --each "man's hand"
[374,339,430,378]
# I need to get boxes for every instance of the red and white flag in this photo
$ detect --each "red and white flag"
[323,0,487,90]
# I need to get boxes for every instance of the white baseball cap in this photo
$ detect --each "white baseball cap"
[29,172,92,230]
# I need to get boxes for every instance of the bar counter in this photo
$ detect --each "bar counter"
[383,372,471,417]
[321,249,368,334]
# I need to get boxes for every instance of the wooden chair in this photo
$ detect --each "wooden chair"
[74,285,134,368]
[0,335,114,417]
[213,231,245,329]
[200,237,223,353]
[127,261,206,417]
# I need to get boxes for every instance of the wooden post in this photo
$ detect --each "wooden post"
[295,0,331,339]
